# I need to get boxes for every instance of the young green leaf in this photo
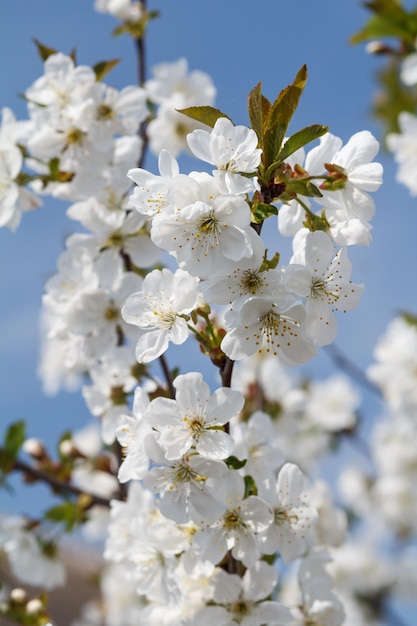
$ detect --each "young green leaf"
[351,0,417,44]
[4,421,26,463]
[0,421,26,479]
[93,58,121,81]
[247,81,271,149]
[264,65,308,170]
[44,501,79,532]
[33,38,58,61]
[274,124,328,164]
[177,105,233,128]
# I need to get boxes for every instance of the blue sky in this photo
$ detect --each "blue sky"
[1,1,416,518]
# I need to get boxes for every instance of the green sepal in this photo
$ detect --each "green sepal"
[259,251,280,272]
[33,38,58,61]
[351,0,417,45]
[247,81,271,150]
[93,58,121,81]
[284,178,323,198]
[264,65,307,170]
[0,421,26,478]
[400,311,417,327]
[112,10,160,39]
[224,455,247,470]
[44,158,74,185]
[244,475,258,498]
[303,208,329,232]
[177,105,233,128]
[251,202,278,224]
[274,124,328,165]
[261,553,277,565]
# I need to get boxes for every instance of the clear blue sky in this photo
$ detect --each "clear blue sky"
[1,1,416,516]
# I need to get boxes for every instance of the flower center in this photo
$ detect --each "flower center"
[239,269,263,294]
[197,212,220,236]
[231,599,251,622]
[223,508,243,529]
[96,104,115,120]
[184,415,206,441]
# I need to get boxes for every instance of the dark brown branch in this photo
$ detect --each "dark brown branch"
[220,356,234,389]
[135,1,149,169]
[11,457,120,508]
[159,354,176,399]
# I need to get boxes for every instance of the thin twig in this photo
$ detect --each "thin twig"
[324,343,383,399]
[159,354,176,399]
[11,457,119,508]
[135,0,149,169]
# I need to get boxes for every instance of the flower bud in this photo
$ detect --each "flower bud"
[10,588,26,604]
[26,598,43,615]
[23,437,46,460]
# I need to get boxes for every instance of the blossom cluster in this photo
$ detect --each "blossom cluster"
[4,4,417,626]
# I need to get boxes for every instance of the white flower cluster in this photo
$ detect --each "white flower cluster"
[339,317,417,538]
[124,117,380,370]
[9,18,417,626]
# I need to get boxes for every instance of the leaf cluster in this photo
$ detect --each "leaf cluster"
[351,0,417,46]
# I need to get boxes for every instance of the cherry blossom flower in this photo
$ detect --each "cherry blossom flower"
[190,562,293,626]
[187,117,262,194]
[195,471,273,567]
[145,372,244,460]
[289,230,363,345]
[143,438,227,524]
[121,268,199,363]
[116,386,153,482]
[258,462,318,563]
[151,194,254,279]
[221,296,317,365]
[94,0,144,22]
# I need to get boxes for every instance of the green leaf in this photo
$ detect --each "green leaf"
[251,202,278,224]
[0,421,26,479]
[4,421,25,462]
[274,124,328,165]
[93,58,120,81]
[264,65,308,170]
[224,455,247,470]
[351,0,417,44]
[244,475,257,498]
[374,61,416,137]
[33,38,58,61]
[247,81,271,150]
[177,105,233,128]
[44,501,79,532]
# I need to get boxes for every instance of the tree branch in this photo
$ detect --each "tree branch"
[10,457,120,508]
[324,343,383,399]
